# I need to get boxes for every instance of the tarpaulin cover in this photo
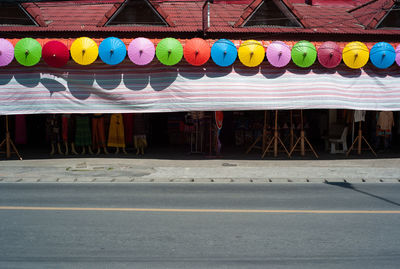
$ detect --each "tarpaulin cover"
[0,60,400,115]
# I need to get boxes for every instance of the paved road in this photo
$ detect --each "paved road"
[0,183,399,268]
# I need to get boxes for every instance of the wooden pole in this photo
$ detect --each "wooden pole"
[290,111,294,150]
[0,115,22,160]
[357,121,362,155]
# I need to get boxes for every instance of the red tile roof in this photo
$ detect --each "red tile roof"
[0,0,398,38]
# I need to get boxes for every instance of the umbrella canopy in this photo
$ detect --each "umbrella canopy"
[370,42,395,69]
[317,41,342,69]
[291,40,317,68]
[14,38,42,67]
[266,41,291,68]
[42,40,69,68]
[342,41,369,69]
[211,39,237,67]
[183,38,211,66]
[70,37,98,65]
[128,37,155,65]
[156,38,183,66]
[396,45,400,67]
[99,37,126,65]
[238,40,265,67]
[0,38,14,67]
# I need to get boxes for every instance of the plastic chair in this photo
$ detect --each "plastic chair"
[329,126,348,154]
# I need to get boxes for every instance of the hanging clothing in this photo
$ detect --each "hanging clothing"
[62,114,75,143]
[75,114,92,146]
[46,114,61,143]
[354,110,366,122]
[15,115,27,145]
[123,113,134,146]
[377,111,394,135]
[92,114,106,149]
[108,113,125,148]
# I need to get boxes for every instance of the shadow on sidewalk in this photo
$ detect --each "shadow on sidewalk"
[325,182,400,207]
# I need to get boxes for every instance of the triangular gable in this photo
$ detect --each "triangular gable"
[105,0,168,26]
[0,2,37,26]
[376,2,400,28]
[348,0,394,30]
[238,0,302,27]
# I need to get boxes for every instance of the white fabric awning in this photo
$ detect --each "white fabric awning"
[0,60,399,115]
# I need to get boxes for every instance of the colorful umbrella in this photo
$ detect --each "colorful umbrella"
[266,41,291,68]
[291,40,317,68]
[0,38,14,67]
[317,41,342,69]
[183,38,210,66]
[238,40,265,67]
[370,42,395,69]
[99,37,126,65]
[156,38,183,66]
[14,38,42,67]
[128,37,155,66]
[396,45,400,67]
[70,37,98,65]
[342,41,369,69]
[42,40,69,68]
[211,39,237,67]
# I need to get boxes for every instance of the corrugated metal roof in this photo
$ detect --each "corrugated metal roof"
[0,0,398,37]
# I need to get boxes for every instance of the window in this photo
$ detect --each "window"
[376,3,400,28]
[243,0,301,28]
[0,3,37,26]
[106,0,167,26]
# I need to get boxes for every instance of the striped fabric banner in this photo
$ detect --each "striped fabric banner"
[0,60,399,115]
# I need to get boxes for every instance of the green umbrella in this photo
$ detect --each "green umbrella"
[156,38,183,66]
[291,40,317,68]
[14,38,42,67]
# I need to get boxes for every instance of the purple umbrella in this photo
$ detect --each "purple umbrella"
[318,41,342,68]
[266,41,291,68]
[128,37,155,65]
[0,38,14,67]
[396,44,400,67]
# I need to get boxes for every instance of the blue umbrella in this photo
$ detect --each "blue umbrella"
[370,42,395,69]
[99,37,126,65]
[211,39,237,67]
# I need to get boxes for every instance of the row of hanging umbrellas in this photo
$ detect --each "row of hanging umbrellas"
[0,37,398,69]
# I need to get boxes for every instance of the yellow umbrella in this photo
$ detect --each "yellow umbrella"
[342,41,369,69]
[238,40,265,67]
[71,37,99,65]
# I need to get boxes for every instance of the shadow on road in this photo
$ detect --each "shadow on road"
[325,182,400,207]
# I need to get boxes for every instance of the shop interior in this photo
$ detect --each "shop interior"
[0,110,399,160]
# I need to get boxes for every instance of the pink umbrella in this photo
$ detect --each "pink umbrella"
[128,37,155,66]
[318,41,342,68]
[0,38,14,67]
[396,44,400,67]
[266,41,291,68]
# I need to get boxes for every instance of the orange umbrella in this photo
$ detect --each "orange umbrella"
[183,38,211,66]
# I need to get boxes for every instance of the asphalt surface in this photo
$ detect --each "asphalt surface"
[0,183,399,268]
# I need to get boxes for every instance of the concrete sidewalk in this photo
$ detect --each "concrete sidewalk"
[1,157,400,183]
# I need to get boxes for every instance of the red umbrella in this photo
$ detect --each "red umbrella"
[183,38,211,66]
[317,41,342,69]
[42,41,69,68]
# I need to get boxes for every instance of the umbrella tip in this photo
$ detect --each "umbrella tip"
[278,51,282,57]
[168,49,172,54]
[329,52,333,57]
[303,52,307,57]
[25,50,29,55]
[195,50,199,55]
[110,49,114,54]
[53,54,56,57]
[82,49,86,54]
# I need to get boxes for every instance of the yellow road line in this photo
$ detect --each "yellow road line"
[0,206,399,214]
